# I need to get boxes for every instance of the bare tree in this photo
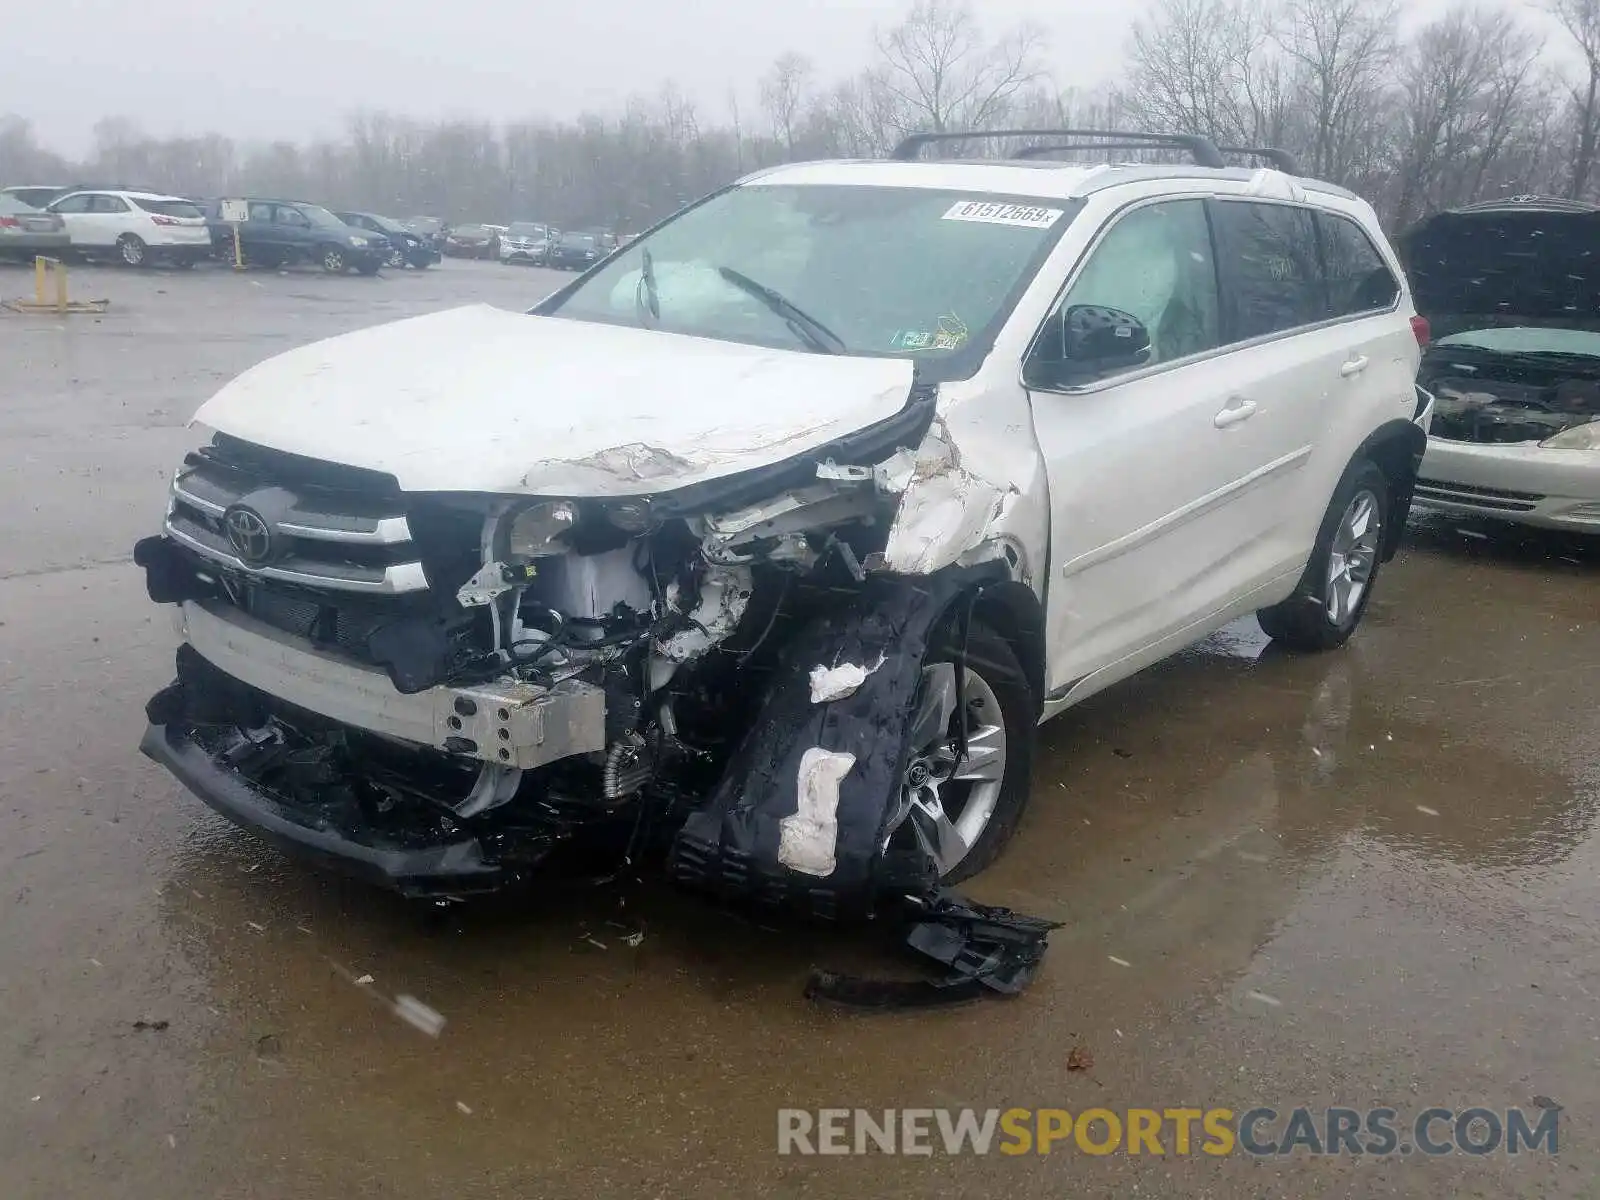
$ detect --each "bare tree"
[1389,5,1542,225]
[874,0,1046,134]
[1124,0,1286,146]
[760,53,814,155]
[1275,0,1397,183]
[1549,0,1600,197]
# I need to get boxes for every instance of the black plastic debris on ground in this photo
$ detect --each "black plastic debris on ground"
[806,887,1060,1011]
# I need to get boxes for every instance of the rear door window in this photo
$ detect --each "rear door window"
[131,197,204,219]
[1316,212,1399,316]
[49,193,92,214]
[91,194,130,213]
[1211,201,1325,342]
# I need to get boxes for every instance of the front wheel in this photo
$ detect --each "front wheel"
[882,619,1035,884]
[117,234,147,267]
[1257,459,1391,652]
[320,245,347,273]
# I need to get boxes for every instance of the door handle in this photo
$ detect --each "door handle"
[1214,398,1258,428]
[1340,355,1370,377]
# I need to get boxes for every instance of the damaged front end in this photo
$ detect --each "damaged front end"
[136,383,1037,921]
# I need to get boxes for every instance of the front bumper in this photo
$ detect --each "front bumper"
[141,721,510,896]
[1415,436,1600,531]
[171,599,606,769]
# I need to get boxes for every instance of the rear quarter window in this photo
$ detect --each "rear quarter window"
[131,197,203,218]
[1316,212,1399,315]
[1211,200,1325,342]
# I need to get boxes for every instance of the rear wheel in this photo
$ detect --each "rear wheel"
[882,619,1035,884]
[1258,459,1390,652]
[117,234,147,267]
[320,245,347,273]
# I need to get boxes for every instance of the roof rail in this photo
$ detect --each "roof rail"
[889,129,1226,169]
[1216,146,1301,174]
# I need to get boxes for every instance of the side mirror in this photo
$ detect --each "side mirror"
[1060,305,1151,378]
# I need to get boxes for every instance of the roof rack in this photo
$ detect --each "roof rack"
[889,129,1227,169]
[1216,146,1301,174]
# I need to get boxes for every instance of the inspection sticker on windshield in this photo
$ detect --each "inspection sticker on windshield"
[942,201,1063,228]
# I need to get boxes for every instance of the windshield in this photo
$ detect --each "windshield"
[561,233,597,246]
[300,204,348,229]
[1437,326,1600,357]
[542,184,1076,367]
[508,222,547,236]
[453,225,489,237]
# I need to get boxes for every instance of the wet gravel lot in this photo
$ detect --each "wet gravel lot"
[2,258,1597,1198]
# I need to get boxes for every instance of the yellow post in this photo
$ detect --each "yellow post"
[33,254,46,305]
[54,259,67,314]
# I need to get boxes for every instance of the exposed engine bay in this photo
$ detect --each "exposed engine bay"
[134,386,1041,944]
[1421,346,1600,444]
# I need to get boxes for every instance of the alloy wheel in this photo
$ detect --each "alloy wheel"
[1325,488,1382,625]
[884,661,1008,877]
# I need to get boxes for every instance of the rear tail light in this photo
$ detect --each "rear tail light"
[1410,314,1430,348]
[150,214,180,226]
[0,216,18,228]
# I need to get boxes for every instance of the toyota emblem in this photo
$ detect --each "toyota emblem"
[223,506,275,565]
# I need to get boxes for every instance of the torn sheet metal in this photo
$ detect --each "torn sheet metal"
[777,748,856,877]
[808,657,884,704]
[806,888,1061,1009]
[667,563,1006,919]
[658,563,753,662]
[879,418,1016,576]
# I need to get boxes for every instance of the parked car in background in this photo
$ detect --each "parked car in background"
[443,223,498,259]
[546,230,605,270]
[0,193,70,261]
[403,216,447,251]
[336,211,440,268]
[1403,196,1600,533]
[499,222,553,265]
[47,189,212,267]
[2,185,71,209]
[199,198,387,274]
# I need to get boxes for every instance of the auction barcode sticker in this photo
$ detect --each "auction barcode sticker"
[941,201,1063,228]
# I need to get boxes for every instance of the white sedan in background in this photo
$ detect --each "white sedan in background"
[46,189,213,268]
[1405,197,1600,533]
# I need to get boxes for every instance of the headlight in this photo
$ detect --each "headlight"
[1540,420,1600,450]
[348,235,366,246]
[506,501,577,557]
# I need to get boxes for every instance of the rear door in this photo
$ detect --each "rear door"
[90,193,135,244]
[1027,196,1306,691]
[47,192,97,245]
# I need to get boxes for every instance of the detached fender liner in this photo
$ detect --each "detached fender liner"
[140,722,510,897]
[668,564,1004,919]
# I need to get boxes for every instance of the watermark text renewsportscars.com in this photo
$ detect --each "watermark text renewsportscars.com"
[777,1106,1559,1157]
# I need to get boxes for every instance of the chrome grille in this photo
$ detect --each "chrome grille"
[164,441,429,594]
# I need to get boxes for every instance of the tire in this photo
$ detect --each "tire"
[1257,458,1391,652]
[169,256,195,270]
[886,618,1036,884]
[320,245,347,273]
[355,261,381,276]
[117,234,147,267]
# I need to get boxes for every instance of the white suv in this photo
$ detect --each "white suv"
[134,130,1430,913]
[47,188,212,267]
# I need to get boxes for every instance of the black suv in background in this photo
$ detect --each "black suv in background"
[546,230,607,270]
[200,199,388,273]
[336,211,440,268]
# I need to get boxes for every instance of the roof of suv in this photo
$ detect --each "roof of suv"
[739,158,1358,204]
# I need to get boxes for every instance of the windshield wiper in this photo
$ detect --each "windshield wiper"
[635,248,661,329]
[715,266,846,354]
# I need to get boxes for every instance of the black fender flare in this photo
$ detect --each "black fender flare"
[1351,418,1427,562]
[667,562,1022,919]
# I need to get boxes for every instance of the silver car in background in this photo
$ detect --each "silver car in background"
[1405,197,1600,533]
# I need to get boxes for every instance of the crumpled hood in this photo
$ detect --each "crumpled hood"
[193,305,916,496]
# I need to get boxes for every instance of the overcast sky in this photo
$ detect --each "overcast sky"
[9,0,1138,155]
